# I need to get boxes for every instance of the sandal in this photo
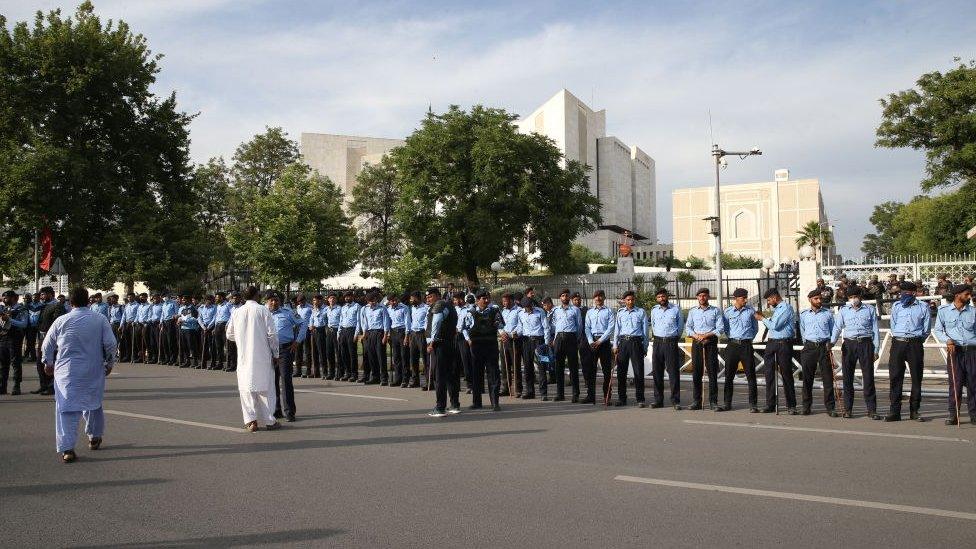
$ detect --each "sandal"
[88,437,102,450]
[244,421,258,432]
[61,450,76,463]
[266,422,281,431]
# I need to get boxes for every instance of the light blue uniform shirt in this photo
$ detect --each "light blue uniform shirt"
[150,303,163,322]
[270,307,306,344]
[501,305,521,335]
[685,305,726,337]
[161,299,179,320]
[890,299,931,338]
[295,304,314,329]
[198,304,216,329]
[109,304,124,323]
[356,304,391,336]
[91,302,109,321]
[410,304,429,333]
[551,304,583,336]
[585,306,615,345]
[614,306,649,352]
[123,302,139,323]
[762,301,795,339]
[387,303,411,330]
[136,302,152,323]
[723,305,758,340]
[933,303,976,346]
[215,302,233,323]
[799,307,834,342]
[41,308,116,412]
[179,314,201,331]
[831,303,880,348]
[324,305,342,328]
[515,307,551,341]
[339,302,361,329]
[426,301,456,344]
[650,303,683,338]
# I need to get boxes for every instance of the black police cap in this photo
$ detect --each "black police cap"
[696,288,710,296]
[520,297,533,308]
[950,284,972,295]
[763,288,780,299]
[846,286,862,297]
[900,281,917,292]
[475,289,490,299]
[807,289,820,298]
[732,288,748,298]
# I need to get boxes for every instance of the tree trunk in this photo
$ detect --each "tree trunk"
[463,264,480,287]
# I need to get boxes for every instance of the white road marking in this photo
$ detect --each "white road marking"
[683,419,971,443]
[105,410,242,433]
[615,475,976,521]
[294,389,407,402]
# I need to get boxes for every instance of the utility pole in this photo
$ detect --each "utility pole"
[709,144,762,308]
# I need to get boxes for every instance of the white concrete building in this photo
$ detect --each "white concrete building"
[299,133,405,202]
[516,89,657,258]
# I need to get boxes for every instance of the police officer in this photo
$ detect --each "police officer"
[499,293,522,397]
[514,296,549,400]
[454,293,474,393]
[933,284,976,425]
[426,288,460,417]
[197,295,217,370]
[799,289,838,417]
[650,288,683,409]
[107,293,123,343]
[224,292,241,372]
[885,281,930,422]
[321,293,342,380]
[0,290,29,396]
[720,288,759,412]
[584,290,615,405]
[213,292,232,371]
[830,286,880,419]
[293,294,314,378]
[134,293,151,363]
[30,287,62,394]
[613,290,649,408]
[178,304,202,368]
[386,293,411,387]
[461,289,504,410]
[356,291,390,384]
[119,293,138,362]
[147,294,164,364]
[338,291,361,382]
[408,291,429,389]
[685,288,725,410]
[267,291,305,422]
[756,288,798,414]
[550,288,584,402]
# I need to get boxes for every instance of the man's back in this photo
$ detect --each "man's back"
[43,308,116,411]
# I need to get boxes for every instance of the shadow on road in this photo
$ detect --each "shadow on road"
[0,477,171,496]
[73,527,344,548]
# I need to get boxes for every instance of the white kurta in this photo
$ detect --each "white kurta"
[226,300,279,393]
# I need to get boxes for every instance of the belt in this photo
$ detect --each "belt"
[846,337,873,343]
[728,338,753,344]
[804,339,829,345]
[893,336,922,342]
[556,332,577,337]
[767,338,790,342]
[955,345,976,351]
[366,329,383,333]
[652,336,677,342]
[620,335,645,341]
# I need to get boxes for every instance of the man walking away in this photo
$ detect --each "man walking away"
[226,286,280,431]
[41,287,116,463]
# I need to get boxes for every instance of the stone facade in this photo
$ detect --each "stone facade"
[516,89,657,258]
[672,169,832,263]
[299,133,405,202]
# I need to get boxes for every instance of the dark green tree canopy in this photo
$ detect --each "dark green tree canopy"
[876,59,976,191]
[231,126,300,197]
[390,105,601,284]
[349,155,401,273]
[0,2,196,286]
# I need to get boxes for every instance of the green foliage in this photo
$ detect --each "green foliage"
[720,253,763,269]
[631,275,657,310]
[861,201,903,259]
[226,165,356,288]
[390,105,601,284]
[349,155,401,273]
[595,265,617,273]
[378,250,433,296]
[676,271,697,297]
[649,274,669,291]
[889,185,976,255]
[230,126,300,198]
[556,243,610,274]
[682,256,709,269]
[192,157,232,267]
[0,3,198,285]
[876,59,976,191]
[502,253,531,276]
[794,220,834,252]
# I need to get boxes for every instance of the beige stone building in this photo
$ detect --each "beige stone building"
[672,169,832,263]
[299,133,405,201]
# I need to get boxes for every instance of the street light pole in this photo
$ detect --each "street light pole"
[710,144,762,308]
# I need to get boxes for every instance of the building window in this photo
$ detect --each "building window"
[732,209,757,240]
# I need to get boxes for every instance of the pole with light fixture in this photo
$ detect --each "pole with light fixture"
[710,144,762,308]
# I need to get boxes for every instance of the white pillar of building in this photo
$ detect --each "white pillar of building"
[798,258,819,297]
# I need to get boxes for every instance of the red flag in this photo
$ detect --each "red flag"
[39,227,53,271]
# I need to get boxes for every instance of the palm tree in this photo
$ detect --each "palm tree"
[795,220,834,261]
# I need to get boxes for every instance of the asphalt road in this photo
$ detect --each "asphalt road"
[1,362,975,548]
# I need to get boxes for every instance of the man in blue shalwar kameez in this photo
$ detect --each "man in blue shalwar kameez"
[42,287,118,463]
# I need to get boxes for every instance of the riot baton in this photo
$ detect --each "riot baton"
[701,342,708,411]
[827,345,845,416]
[510,337,518,399]
[606,348,617,406]
[948,348,961,428]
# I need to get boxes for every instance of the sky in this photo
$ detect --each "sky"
[3,0,975,257]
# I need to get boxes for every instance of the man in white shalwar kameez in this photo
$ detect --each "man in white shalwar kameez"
[226,286,280,431]
[42,287,117,463]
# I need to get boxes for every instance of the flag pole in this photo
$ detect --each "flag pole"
[34,228,39,292]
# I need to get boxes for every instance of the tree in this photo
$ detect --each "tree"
[876,59,976,191]
[378,250,433,296]
[721,253,763,269]
[193,157,232,267]
[226,165,356,289]
[0,3,196,284]
[682,256,709,269]
[230,126,301,198]
[557,243,610,275]
[889,186,976,256]
[391,105,601,285]
[676,271,696,297]
[794,220,834,259]
[349,155,401,273]
[861,201,903,260]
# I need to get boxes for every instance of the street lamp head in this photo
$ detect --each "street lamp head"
[685,261,692,268]
[490,261,503,272]
[799,245,815,260]
[762,257,775,270]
